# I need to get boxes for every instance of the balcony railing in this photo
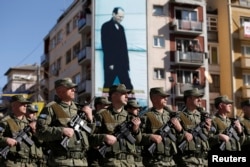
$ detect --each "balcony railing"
[77,46,91,64]
[241,56,250,69]
[242,85,250,98]
[171,19,203,34]
[41,54,49,66]
[170,0,205,5]
[174,51,204,66]
[78,14,91,33]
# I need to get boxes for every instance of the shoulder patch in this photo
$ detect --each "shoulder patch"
[38,114,47,119]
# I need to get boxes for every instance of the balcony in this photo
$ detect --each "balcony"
[170,0,205,5]
[239,26,250,41]
[78,80,91,94]
[41,54,49,67]
[242,85,250,98]
[170,19,203,35]
[78,14,91,34]
[174,51,204,66]
[174,83,204,97]
[241,56,250,69]
[78,46,91,65]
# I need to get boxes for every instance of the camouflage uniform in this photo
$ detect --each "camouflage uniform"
[175,89,210,167]
[209,96,244,152]
[240,99,250,152]
[89,84,141,167]
[141,107,179,167]
[0,95,44,167]
[36,99,91,167]
[0,114,43,167]
[36,78,93,167]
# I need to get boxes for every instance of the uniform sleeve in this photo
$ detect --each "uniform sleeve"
[0,122,8,147]
[36,106,63,142]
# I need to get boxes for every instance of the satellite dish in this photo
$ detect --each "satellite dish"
[204,71,213,83]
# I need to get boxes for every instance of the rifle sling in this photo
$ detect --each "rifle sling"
[6,118,21,133]
[51,103,71,118]
[146,112,163,129]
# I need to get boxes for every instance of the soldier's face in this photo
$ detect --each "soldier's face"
[57,86,76,101]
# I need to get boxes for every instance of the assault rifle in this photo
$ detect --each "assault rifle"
[178,111,210,153]
[219,118,240,151]
[148,111,179,156]
[98,120,136,158]
[61,98,95,150]
[0,126,34,159]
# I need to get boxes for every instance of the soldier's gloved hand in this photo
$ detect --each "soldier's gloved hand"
[184,131,193,141]
[171,117,182,132]
[234,120,242,134]
[63,127,74,138]
[219,133,230,142]
[150,134,162,144]
[131,117,141,133]
[6,137,17,147]
[82,105,93,122]
[104,134,117,145]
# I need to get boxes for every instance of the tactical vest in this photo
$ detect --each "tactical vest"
[213,117,241,151]
[146,112,177,156]
[48,102,89,152]
[100,110,135,153]
[5,117,43,159]
[179,110,209,152]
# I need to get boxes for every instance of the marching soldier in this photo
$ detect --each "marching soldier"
[240,99,250,152]
[0,95,41,167]
[141,87,183,167]
[89,84,141,167]
[175,88,211,167]
[209,95,244,152]
[36,78,94,167]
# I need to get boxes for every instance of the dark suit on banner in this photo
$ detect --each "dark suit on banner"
[101,12,133,92]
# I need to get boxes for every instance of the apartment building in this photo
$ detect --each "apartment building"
[40,0,212,109]
[2,64,43,106]
[207,0,250,116]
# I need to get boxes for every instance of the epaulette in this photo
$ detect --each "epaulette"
[46,101,56,107]
[1,115,11,122]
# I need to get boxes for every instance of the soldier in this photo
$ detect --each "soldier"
[93,96,111,115]
[36,78,94,167]
[209,95,244,152]
[87,96,111,167]
[0,95,41,167]
[125,99,144,166]
[26,104,47,167]
[175,88,211,167]
[89,84,141,167]
[240,99,250,152]
[141,87,183,167]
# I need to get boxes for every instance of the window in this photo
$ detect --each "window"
[73,15,78,29]
[208,44,219,64]
[241,45,250,56]
[153,68,165,79]
[240,17,250,26]
[239,0,250,7]
[153,36,165,48]
[73,42,81,59]
[50,37,56,50]
[66,49,71,64]
[72,73,81,85]
[176,9,197,21]
[209,74,220,92]
[177,70,199,84]
[243,74,250,86]
[66,21,71,35]
[56,30,63,44]
[153,5,164,16]
[207,16,218,31]
[176,39,201,52]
